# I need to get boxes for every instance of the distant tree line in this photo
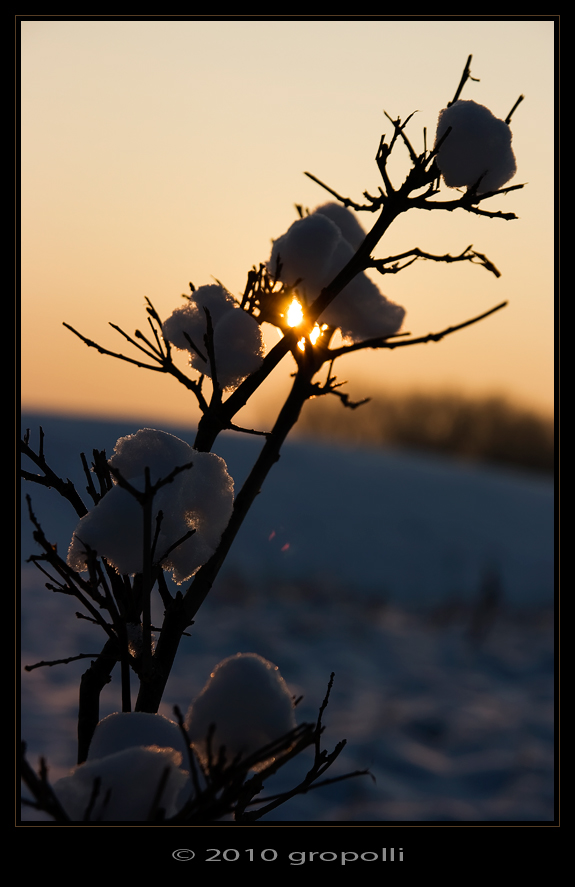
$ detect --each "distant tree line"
[296,391,554,475]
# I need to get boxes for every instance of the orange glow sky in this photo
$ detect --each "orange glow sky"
[20,18,556,432]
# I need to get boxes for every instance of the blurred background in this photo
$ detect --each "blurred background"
[19,18,556,823]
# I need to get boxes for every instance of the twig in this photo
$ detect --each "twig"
[173,705,203,798]
[157,530,196,565]
[238,674,372,822]
[146,766,172,821]
[303,172,381,213]
[243,768,372,808]
[410,183,525,220]
[370,245,501,278]
[183,331,208,363]
[505,95,524,125]
[63,322,163,371]
[315,672,335,761]
[83,777,104,822]
[20,743,71,822]
[328,301,508,358]
[383,110,419,164]
[24,653,113,671]
[63,321,210,411]
[203,306,222,402]
[20,432,88,517]
[449,54,479,106]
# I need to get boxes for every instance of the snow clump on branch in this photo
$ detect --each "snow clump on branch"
[162,283,265,389]
[268,203,405,342]
[67,428,234,584]
[186,653,297,772]
[54,712,192,821]
[434,99,517,194]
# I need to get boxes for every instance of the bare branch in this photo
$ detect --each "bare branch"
[203,307,222,402]
[236,673,372,822]
[157,529,196,565]
[20,744,71,822]
[411,183,525,220]
[449,54,480,106]
[134,327,164,358]
[370,245,501,278]
[20,432,88,517]
[109,322,166,361]
[107,459,195,503]
[63,322,164,371]
[63,321,210,411]
[182,331,208,363]
[24,653,115,671]
[303,171,382,213]
[314,672,335,761]
[375,135,395,197]
[383,110,419,163]
[225,422,270,438]
[505,94,525,125]
[328,301,509,358]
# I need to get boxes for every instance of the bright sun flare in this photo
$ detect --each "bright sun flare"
[285,298,328,351]
[286,298,304,327]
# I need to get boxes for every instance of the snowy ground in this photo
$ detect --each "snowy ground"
[20,413,555,822]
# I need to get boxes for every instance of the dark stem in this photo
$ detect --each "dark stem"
[505,94,525,125]
[449,54,479,106]
[77,638,120,763]
[135,359,319,713]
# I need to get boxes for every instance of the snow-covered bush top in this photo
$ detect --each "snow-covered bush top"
[186,652,297,772]
[434,99,517,194]
[268,203,406,342]
[162,283,265,390]
[67,428,234,583]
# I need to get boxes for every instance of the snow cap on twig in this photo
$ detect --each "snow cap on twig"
[434,100,517,194]
[67,428,234,583]
[186,653,297,772]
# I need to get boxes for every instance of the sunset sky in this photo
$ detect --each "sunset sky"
[20,18,556,432]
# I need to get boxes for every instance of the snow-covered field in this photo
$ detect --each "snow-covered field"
[20,413,555,822]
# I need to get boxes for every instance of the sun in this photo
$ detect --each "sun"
[283,297,328,351]
[286,297,304,328]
